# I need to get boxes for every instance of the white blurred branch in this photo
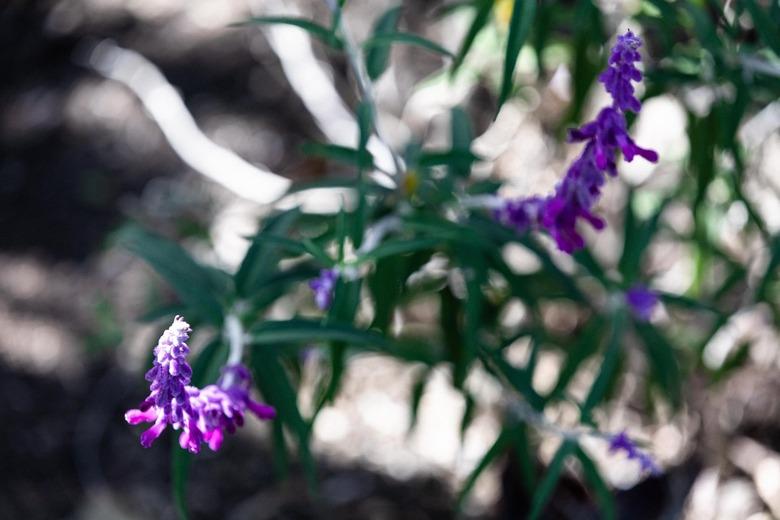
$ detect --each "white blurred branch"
[84,40,291,205]
[252,0,400,180]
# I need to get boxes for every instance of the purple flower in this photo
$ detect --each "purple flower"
[599,30,644,113]
[185,365,276,452]
[125,317,275,453]
[125,316,194,448]
[494,31,657,254]
[608,430,660,475]
[625,285,659,321]
[309,268,339,310]
[493,196,546,233]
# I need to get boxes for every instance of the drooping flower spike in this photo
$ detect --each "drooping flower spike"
[608,430,660,475]
[496,30,658,253]
[125,317,275,453]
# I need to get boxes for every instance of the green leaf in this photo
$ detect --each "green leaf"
[680,2,723,57]
[368,256,407,333]
[634,322,682,408]
[756,235,780,303]
[743,0,780,58]
[547,318,606,401]
[659,292,721,315]
[363,32,454,58]
[248,319,392,350]
[460,391,477,439]
[457,427,510,510]
[434,0,479,19]
[316,278,363,408]
[575,445,615,520]
[563,0,604,128]
[365,6,402,80]
[529,440,576,520]
[190,338,228,388]
[497,0,536,111]
[246,234,309,258]
[509,423,536,492]
[408,368,429,432]
[236,209,301,295]
[358,237,440,262]
[301,142,374,169]
[450,107,475,178]
[270,417,290,480]
[418,149,481,168]
[581,312,626,421]
[457,249,487,387]
[619,194,669,282]
[117,225,224,325]
[250,348,317,490]
[235,17,342,48]
[171,436,192,520]
[451,0,494,75]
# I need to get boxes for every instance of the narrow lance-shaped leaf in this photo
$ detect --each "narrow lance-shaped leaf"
[248,319,393,351]
[250,348,317,491]
[634,321,682,408]
[497,0,536,112]
[363,32,454,59]
[365,6,402,80]
[547,317,605,402]
[581,311,626,421]
[234,17,342,48]
[451,0,494,75]
[117,225,224,325]
[529,440,576,520]
[172,436,191,520]
[457,427,510,510]
[575,445,616,520]
[300,142,374,169]
[236,208,301,295]
[450,107,474,178]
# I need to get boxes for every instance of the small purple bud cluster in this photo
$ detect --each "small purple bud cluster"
[309,268,339,310]
[608,430,660,475]
[625,284,659,321]
[125,317,275,453]
[495,30,658,253]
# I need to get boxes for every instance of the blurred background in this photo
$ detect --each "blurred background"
[2,0,780,518]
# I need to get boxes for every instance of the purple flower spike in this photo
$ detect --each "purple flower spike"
[625,285,659,321]
[608,430,660,475]
[600,29,644,113]
[126,318,275,453]
[309,268,339,310]
[493,30,657,254]
[125,316,194,448]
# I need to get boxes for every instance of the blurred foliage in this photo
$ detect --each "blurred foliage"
[121,0,780,517]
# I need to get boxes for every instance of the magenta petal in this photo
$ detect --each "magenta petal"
[140,419,167,448]
[206,429,224,451]
[125,407,158,425]
[247,401,277,420]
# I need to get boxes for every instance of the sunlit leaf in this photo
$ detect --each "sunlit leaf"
[497,0,536,111]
